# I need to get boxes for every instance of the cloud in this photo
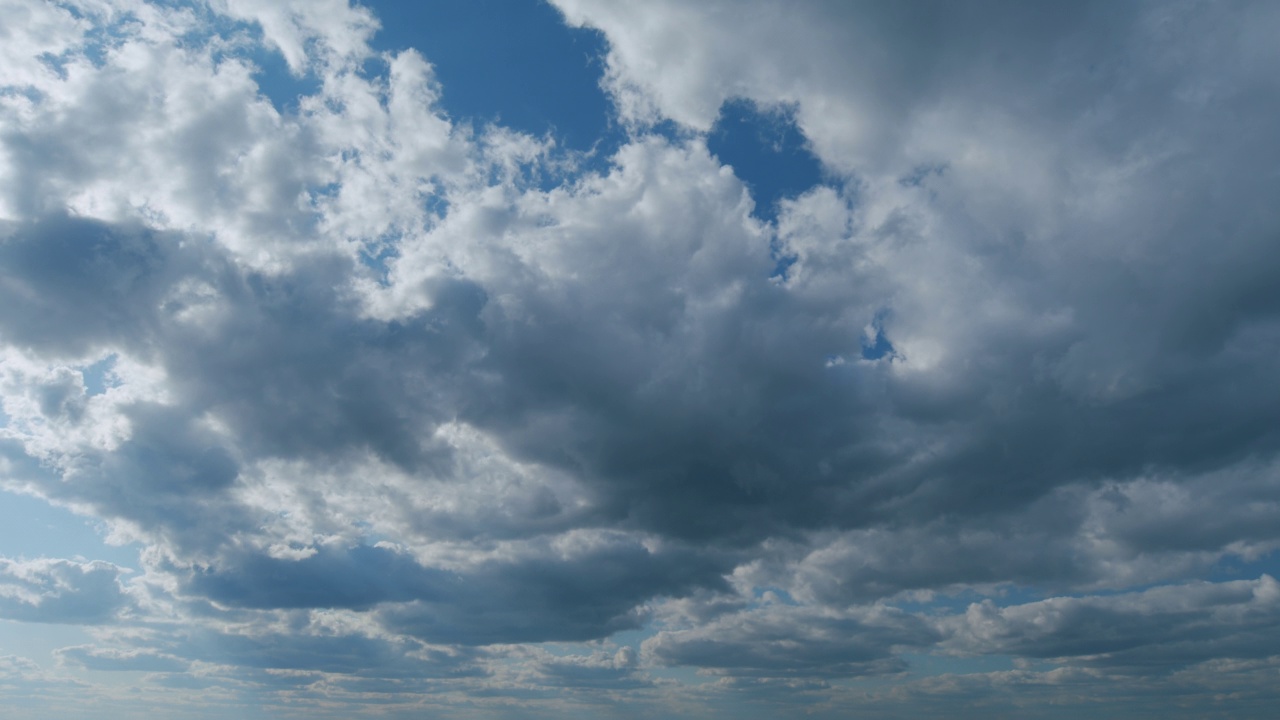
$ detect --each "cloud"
[644,601,939,678]
[0,215,205,357]
[942,575,1280,669]
[211,0,378,73]
[376,534,730,645]
[530,646,649,689]
[778,461,1280,605]
[0,654,86,703]
[2,0,1280,715]
[176,629,478,677]
[56,646,189,673]
[184,544,446,611]
[548,0,1280,533]
[0,558,131,624]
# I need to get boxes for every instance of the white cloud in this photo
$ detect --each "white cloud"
[0,557,132,624]
[1,0,1280,716]
[210,0,378,73]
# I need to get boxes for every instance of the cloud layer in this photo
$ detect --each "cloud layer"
[1,0,1279,717]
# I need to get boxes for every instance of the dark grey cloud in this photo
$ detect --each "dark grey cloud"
[377,538,730,645]
[67,405,247,548]
[185,544,447,611]
[173,534,728,644]
[784,464,1280,604]
[0,214,468,472]
[0,214,207,357]
[0,210,740,647]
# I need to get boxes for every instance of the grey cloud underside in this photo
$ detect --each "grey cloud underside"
[3,146,1280,639]
[945,576,1280,669]
[4,160,1279,588]
[184,539,725,643]
[2,0,1280,708]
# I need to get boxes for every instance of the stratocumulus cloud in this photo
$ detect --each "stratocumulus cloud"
[0,1,1279,718]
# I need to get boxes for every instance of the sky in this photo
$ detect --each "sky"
[1,0,1279,718]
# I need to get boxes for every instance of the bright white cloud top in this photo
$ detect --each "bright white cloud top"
[2,1,1279,718]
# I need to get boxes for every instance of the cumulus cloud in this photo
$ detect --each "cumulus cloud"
[1,0,1279,716]
[550,0,1280,542]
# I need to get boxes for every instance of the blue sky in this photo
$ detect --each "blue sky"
[2,0,1280,718]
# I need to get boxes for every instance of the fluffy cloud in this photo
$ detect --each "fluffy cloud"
[552,0,1280,541]
[1,0,1279,717]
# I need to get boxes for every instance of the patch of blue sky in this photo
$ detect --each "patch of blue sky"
[243,40,322,116]
[79,354,118,396]
[1206,549,1280,583]
[163,2,326,116]
[769,252,798,283]
[861,332,896,361]
[707,99,825,224]
[0,620,92,671]
[861,309,896,361]
[749,585,799,607]
[898,162,948,188]
[46,1,114,67]
[0,490,138,568]
[358,244,399,286]
[607,627,650,652]
[422,192,450,219]
[823,309,897,370]
[363,0,620,164]
[644,118,696,146]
